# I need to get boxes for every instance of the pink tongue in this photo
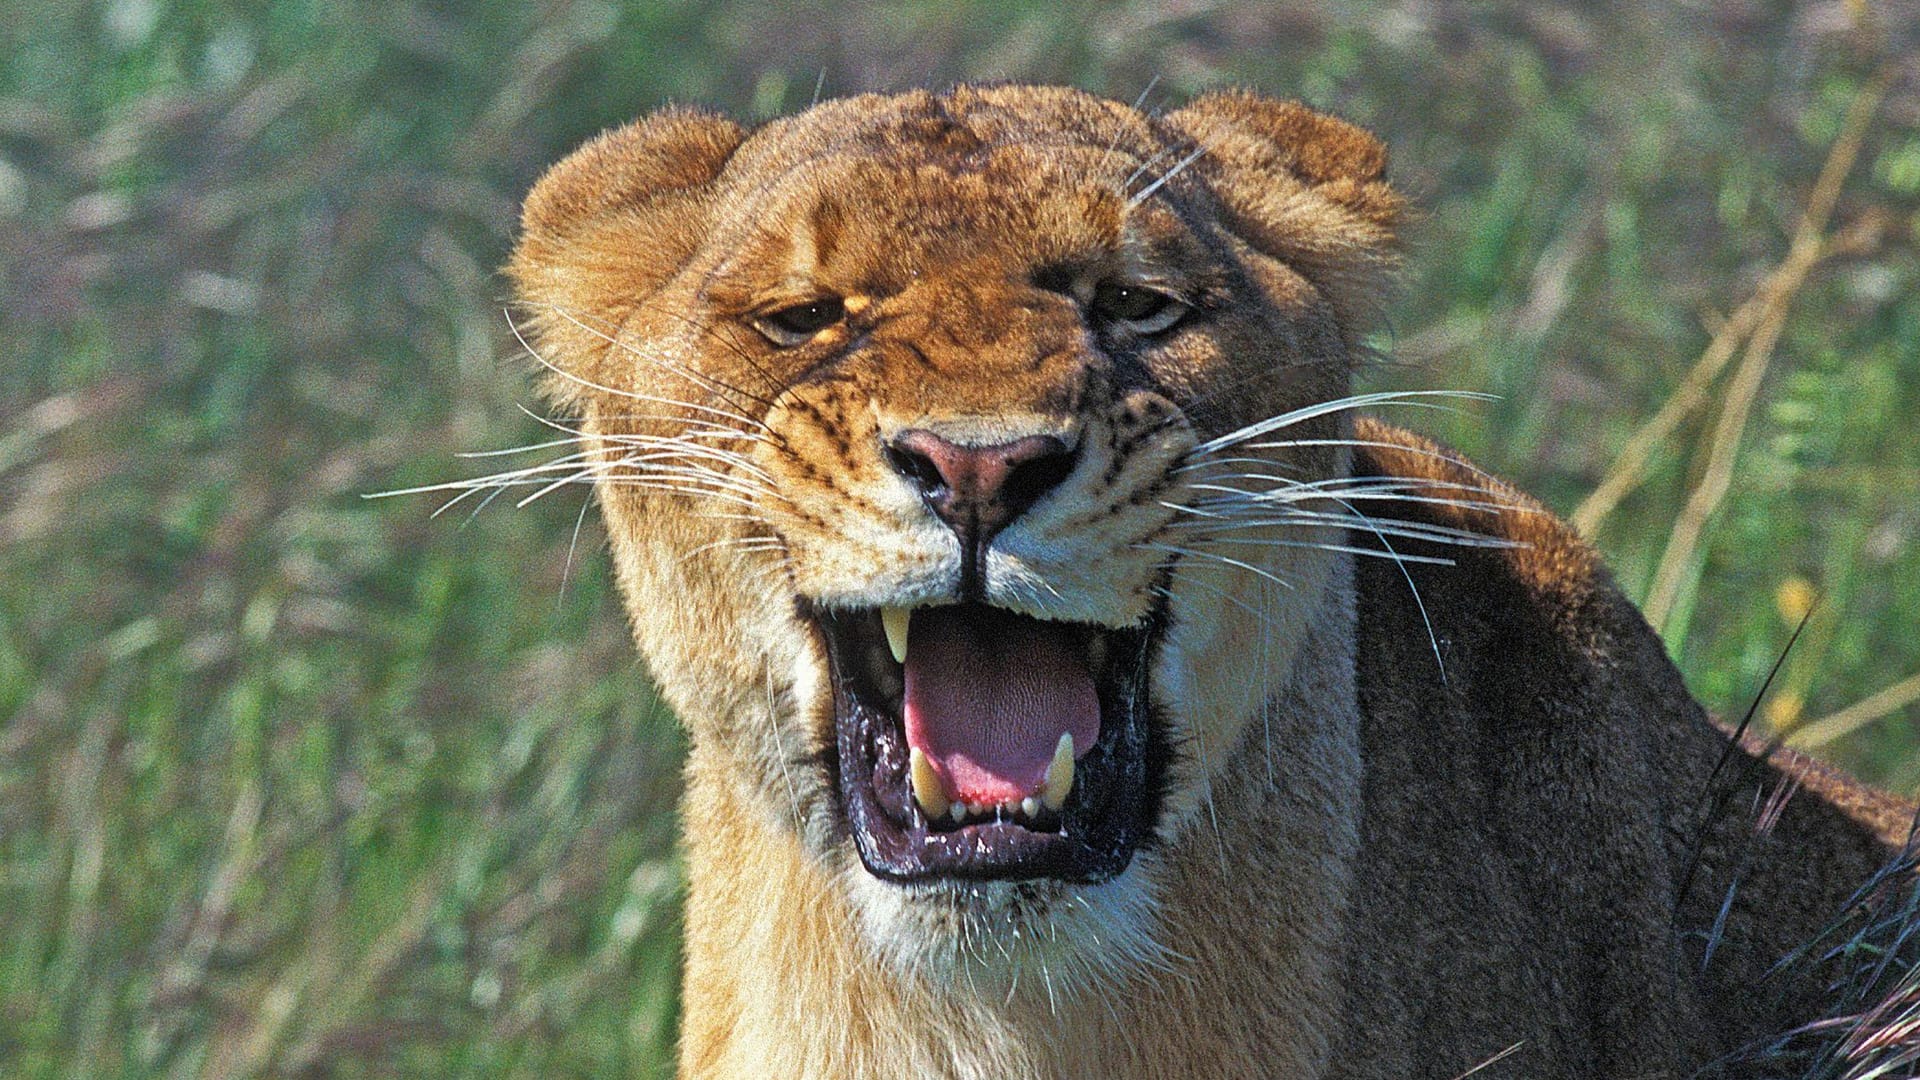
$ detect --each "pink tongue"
[903,607,1099,805]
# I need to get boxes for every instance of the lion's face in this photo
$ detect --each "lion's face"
[509,85,1400,987]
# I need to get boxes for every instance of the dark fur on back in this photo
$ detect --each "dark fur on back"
[1340,418,1915,1077]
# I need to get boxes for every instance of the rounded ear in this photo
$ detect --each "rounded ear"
[518,106,747,238]
[1162,91,1402,335]
[1163,90,1397,226]
[508,107,747,408]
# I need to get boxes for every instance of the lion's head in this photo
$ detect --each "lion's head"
[507,84,1401,987]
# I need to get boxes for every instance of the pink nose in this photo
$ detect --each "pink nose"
[885,429,1077,549]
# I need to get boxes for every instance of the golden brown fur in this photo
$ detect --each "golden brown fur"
[505,84,1914,1078]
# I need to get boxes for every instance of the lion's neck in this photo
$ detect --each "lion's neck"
[678,560,1363,1080]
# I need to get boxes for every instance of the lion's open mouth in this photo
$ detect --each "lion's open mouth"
[812,603,1166,883]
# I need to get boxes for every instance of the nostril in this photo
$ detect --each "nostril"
[1002,443,1077,514]
[885,444,947,498]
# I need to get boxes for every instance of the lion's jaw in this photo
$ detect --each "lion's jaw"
[831,538,1360,995]
[511,84,1398,1003]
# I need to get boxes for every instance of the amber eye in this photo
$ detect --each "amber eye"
[755,297,846,345]
[1091,282,1187,334]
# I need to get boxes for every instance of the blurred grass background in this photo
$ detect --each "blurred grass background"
[1,1,1917,1075]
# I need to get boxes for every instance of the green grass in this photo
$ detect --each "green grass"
[1,2,1916,1074]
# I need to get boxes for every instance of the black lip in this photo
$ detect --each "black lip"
[811,603,1167,884]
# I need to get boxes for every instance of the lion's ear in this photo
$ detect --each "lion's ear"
[1163,91,1402,334]
[509,107,746,408]
[1163,91,1397,227]
[518,106,746,237]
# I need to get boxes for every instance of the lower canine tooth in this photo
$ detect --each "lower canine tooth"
[1020,796,1040,818]
[909,747,948,820]
[1041,733,1074,811]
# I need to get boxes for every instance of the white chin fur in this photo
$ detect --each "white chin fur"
[841,854,1170,998]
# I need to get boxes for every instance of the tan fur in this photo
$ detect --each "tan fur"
[506,85,1914,1078]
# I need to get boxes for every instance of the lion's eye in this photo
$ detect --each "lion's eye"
[755,297,846,345]
[1091,282,1187,334]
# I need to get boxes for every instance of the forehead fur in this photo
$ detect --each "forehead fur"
[705,85,1400,266]
[722,84,1162,175]
[507,83,1403,409]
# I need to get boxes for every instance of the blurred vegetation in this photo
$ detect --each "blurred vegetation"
[1,1,1916,1075]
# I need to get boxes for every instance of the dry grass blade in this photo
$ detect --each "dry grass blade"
[1789,672,1920,751]
[1569,278,1767,536]
[1639,68,1893,633]
[1570,67,1893,543]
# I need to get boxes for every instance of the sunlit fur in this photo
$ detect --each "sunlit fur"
[495,85,1916,1079]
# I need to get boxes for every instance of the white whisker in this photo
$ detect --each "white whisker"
[1149,577,1282,636]
[538,302,781,412]
[1324,492,1446,679]
[454,436,584,459]
[601,456,783,502]
[1128,142,1208,207]
[519,400,774,449]
[1184,481,1525,520]
[1234,436,1511,484]
[1175,513,1519,551]
[1186,535,1459,567]
[371,450,608,502]
[679,535,789,563]
[1188,390,1497,458]
[1120,143,1177,192]
[766,663,804,833]
[558,494,593,603]
[593,478,765,510]
[1171,454,1305,477]
[1137,542,1297,591]
[507,308,779,436]
[600,442,779,486]
[1130,74,1161,114]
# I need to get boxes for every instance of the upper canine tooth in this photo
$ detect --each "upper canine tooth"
[881,607,911,664]
[909,746,948,820]
[1041,732,1074,811]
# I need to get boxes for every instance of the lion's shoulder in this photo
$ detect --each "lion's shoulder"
[1340,417,1912,1065]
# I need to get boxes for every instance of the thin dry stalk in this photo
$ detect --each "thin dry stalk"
[1642,278,1796,628]
[1570,272,1767,536]
[1570,68,1892,540]
[1638,70,1892,632]
[1789,672,1920,750]
[141,782,266,1063]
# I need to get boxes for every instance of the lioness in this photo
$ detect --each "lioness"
[504,84,1915,1078]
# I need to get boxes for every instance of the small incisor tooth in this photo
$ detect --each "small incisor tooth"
[1041,732,1074,811]
[909,746,948,820]
[881,607,911,664]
